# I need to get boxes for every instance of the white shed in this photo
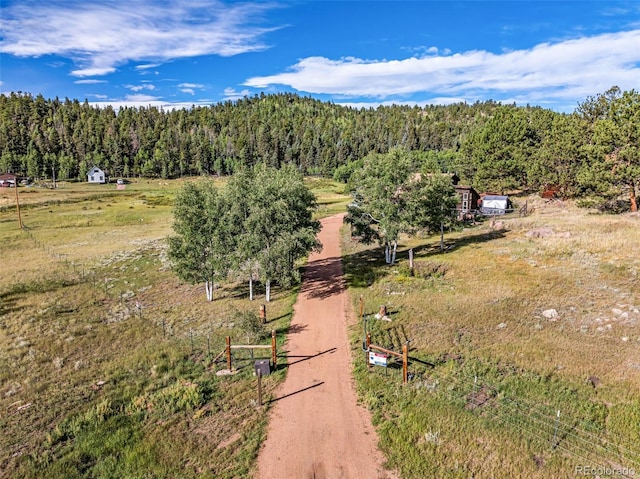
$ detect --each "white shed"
[87,166,106,184]
[480,195,512,215]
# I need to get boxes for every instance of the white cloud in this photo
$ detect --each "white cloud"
[223,87,251,100]
[74,79,107,84]
[125,94,159,102]
[89,98,212,111]
[136,63,161,70]
[72,67,116,77]
[244,30,640,106]
[178,82,205,95]
[125,84,156,92]
[337,97,467,110]
[0,1,281,77]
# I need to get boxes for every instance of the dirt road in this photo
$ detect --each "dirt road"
[255,213,397,479]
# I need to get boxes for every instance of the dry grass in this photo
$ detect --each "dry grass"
[343,195,640,477]
[3,180,638,478]
[0,177,347,478]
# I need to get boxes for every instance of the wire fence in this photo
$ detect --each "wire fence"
[421,371,640,477]
[363,313,640,475]
[16,225,640,475]
[15,225,272,370]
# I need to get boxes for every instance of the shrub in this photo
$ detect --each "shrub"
[233,309,266,343]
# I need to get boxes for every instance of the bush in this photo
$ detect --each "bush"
[233,309,266,343]
[413,261,448,279]
[576,197,631,213]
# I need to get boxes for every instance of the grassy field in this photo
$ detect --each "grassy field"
[343,196,640,478]
[0,177,349,479]
[2,179,639,478]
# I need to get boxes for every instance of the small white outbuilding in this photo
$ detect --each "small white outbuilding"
[87,166,106,184]
[480,195,512,215]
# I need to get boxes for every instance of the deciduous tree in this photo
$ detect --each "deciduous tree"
[345,148,458,263]
[167,181,234,301]
[226,165,321,302]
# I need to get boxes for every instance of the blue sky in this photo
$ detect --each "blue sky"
[1,1,639,112]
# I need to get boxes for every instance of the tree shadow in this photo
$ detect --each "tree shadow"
[299,256,345,300]
[342,247,389,289]
[342,228,507,289]
[274,323,308,336]
[409,229,507,258]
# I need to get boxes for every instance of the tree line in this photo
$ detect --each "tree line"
[0,87,638,211]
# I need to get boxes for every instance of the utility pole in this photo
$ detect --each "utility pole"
[14,179,23,229]
[440,203,445,251]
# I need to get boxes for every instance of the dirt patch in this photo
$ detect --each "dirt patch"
[255,214,397,479]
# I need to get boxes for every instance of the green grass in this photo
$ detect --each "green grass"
[11,179,638,477]
[343,197,640,478]
[0,176,349,478]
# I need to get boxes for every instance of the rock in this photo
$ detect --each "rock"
[526,227,554,238]
[497,322,507,329]
[542,309,558,320]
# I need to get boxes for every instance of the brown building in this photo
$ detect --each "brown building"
[454,184,481,218]
[0,173,18,187]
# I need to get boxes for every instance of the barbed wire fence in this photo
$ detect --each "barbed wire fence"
[16,225,255,365]
[15,225,640,474]
[410,370,640,477]
[363,319,640,477]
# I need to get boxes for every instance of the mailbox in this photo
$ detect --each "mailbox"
[254,359,270,376]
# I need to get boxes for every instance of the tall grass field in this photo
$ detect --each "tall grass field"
[0,177,348,479]
[2,179,639,478]
[343,196,640,478]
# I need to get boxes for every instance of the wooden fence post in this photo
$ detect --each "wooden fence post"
[271,330,277,368]
[226,336,231,370]
[402,343,408,383]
